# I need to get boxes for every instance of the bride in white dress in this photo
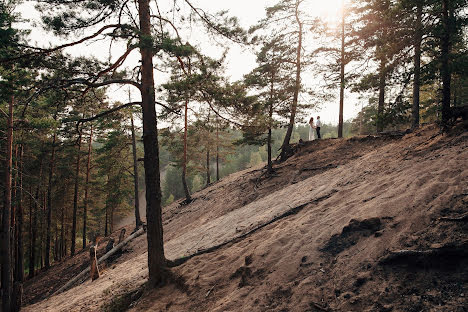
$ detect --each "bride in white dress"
[309,117,316,141]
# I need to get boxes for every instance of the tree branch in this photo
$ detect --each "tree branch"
[1,24,124,63]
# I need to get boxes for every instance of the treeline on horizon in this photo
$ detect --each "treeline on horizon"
[0,0,466,310]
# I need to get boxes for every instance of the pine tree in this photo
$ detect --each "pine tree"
[243,36,295,172]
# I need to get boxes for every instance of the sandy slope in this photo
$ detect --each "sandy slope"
[23,124,468,312]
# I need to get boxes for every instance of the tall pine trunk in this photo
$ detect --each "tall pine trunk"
[40,192,46,269]
[412,0,423,129]
[83,126,93,249]
[182,97,191,202]
[1,96,13,312]
[59,191,65,261]
[280,1,302,160]
[338,4,345,138]
[216,119,220,181]
[104,203,108,237]
[131,113,142,228]
[138,0,166,287]
[70,133,82,256]
[45,129,57,268]
[267,77,274,173]
[206,114,211,186]
[29,149,44,278]
[206,150,210,186]
[16,145,24,282]
[12,145,18,280]
[377,57,386,133]
[441,0,451,128]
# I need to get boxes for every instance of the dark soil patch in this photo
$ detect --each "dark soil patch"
[321,217,382,256]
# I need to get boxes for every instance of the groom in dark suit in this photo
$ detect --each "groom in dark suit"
[316,116,321,139]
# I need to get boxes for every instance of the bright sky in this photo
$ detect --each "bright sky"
[18,0,361,126]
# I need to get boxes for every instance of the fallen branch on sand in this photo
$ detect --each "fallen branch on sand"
[301,164,338,172]
[437,213,468,222]
[378,242,468,266]
[53,226,146,296]
[310,301,333,312]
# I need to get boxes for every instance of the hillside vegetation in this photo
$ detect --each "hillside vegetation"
[23,123,467,312]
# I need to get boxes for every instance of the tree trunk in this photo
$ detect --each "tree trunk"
[206,149,211,186]
[28,186,34,278]
[110,206,114,234]
[377,56,386,133]
[89,246,100,281]
[45,129,57,269]
[182,98,191,202]
[104,203,108,237]
[130,113,142,228]
[138,0,166,287]
[40,191,46,269]
[83,126,93,249]
[280,1,302,160]
[16,145,24,282]
[12,145,18,281]
[1,96,13,312]
[412,0,422,129]
[441,0,451,128]
[338,4,345,138]
[205,112,211,186]
[71,133,82,256]
[216,119,220,181]
[59,191,65,261]
[267,76,274,173]
[29,150,44,278]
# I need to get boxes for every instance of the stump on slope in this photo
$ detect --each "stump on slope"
[90,246,100,281]
[118,228,126,244]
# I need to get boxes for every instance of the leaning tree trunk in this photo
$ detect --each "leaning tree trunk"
[1,96,13,312]
[412,0,422,129]
[280,1,302,161]
[138,0,166,287]
[70,133,82,256]
[441,0,451,128]
[83,125,93,249]
[338,4,345,138]
[130,113,142,228]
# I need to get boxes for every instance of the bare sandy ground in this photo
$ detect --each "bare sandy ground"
[23,123,468,312]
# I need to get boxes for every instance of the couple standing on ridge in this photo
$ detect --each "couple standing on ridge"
[309,116,321,141]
